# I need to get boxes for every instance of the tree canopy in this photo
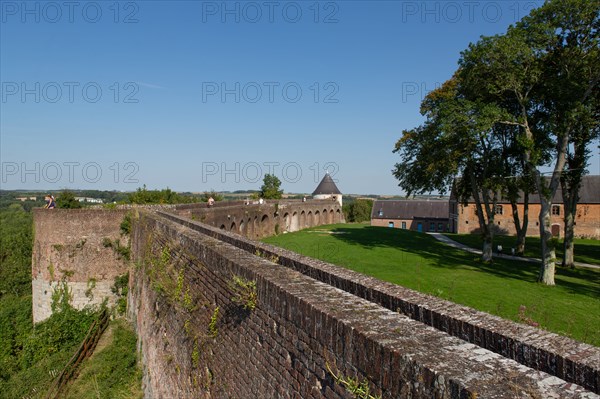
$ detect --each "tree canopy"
[259,174,283,199]
[392,0,599,284]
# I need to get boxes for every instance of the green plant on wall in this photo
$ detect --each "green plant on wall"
[208,307,219,338]
[111,273,129,314]
[120,213,132,235]
[191,339,200,369]
[51,280,73,313]
[85,278,97,299]
[103,238,131,261]
[326,363,381,399]
[48,263,55,280]
[230,275,257,311]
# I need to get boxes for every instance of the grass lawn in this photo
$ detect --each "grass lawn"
[444,233,600,265]
[263,224,600,346]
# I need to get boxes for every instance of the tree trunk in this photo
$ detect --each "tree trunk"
[482,235,493,262]
[515,234,526,256]
[562,211,575,268]
[538,200,556,285]
[510,194,529,256]
[560,139,585,269]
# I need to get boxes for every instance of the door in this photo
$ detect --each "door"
[417,222,423,232]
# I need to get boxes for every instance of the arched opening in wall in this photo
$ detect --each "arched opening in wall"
[307,211,313,228]
[315,211,320,226]
[246,217,252,237]
[253,216,258,238]
[239,219,245,235]
[261,214,269,237]
[283,213,290,232]
[230,222,236,232]
[291,212,299,232]
[335,209,341,222]
[329,209,334,224]
[220,224,226,230]
[300,211,306,229]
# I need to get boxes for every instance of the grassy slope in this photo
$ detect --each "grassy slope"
[263,224,600,346]
[64,320,142,399]
[444,233,600,265]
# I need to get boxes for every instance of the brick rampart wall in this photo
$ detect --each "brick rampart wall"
[159,211,600,394]
[129,211,597,398]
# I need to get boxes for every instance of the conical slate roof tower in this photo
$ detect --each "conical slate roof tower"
[312,173,342,195]
[312,173,342,205]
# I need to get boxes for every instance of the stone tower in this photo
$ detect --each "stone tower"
[312,173,342,206]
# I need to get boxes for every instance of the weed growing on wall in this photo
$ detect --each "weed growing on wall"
[103,238,131,261]
[85,278,97,299]
[230,275,257,311]
[208,307,219,338]
[326,363,381,399]
[111,273,129,315]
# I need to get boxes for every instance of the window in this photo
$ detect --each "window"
[438,223,444,231]
[495,205,503,215]
[552,205,561,216]
[378,209,383,217]
[388,222,394,228]
[401,222,406,229]
[430,222,435,231]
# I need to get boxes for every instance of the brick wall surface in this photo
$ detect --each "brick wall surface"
[454,203,600,238]
[159,211,600,394]
[129,211,599,398]
[32,208,130,322]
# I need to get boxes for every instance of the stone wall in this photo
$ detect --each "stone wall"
[159,211,600,394]
[31,200,343,322]
[129,211,598,398]
[31,208,130,322]
[174,200,344,239]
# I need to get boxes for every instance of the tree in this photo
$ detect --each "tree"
[453,0,599,284]
[259,174,283,199]
[127,185,201,204]
[57,190,82,209]
[343,199,373,223]
[393,76,507,261]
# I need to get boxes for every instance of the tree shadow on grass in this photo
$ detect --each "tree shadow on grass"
[328,226,600,300]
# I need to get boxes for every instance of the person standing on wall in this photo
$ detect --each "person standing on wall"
[44,195,56,209]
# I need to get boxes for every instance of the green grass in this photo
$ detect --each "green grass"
[263,224,600,346]
[444,233,600,265]
[64,320,142,399]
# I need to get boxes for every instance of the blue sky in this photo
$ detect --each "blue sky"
[1,0,598,194]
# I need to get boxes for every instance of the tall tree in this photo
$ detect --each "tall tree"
[517,0,599,283]
[393,76,506,261]
[56,190,82,209]
[259,174,283,199]
[457,0,599,284]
